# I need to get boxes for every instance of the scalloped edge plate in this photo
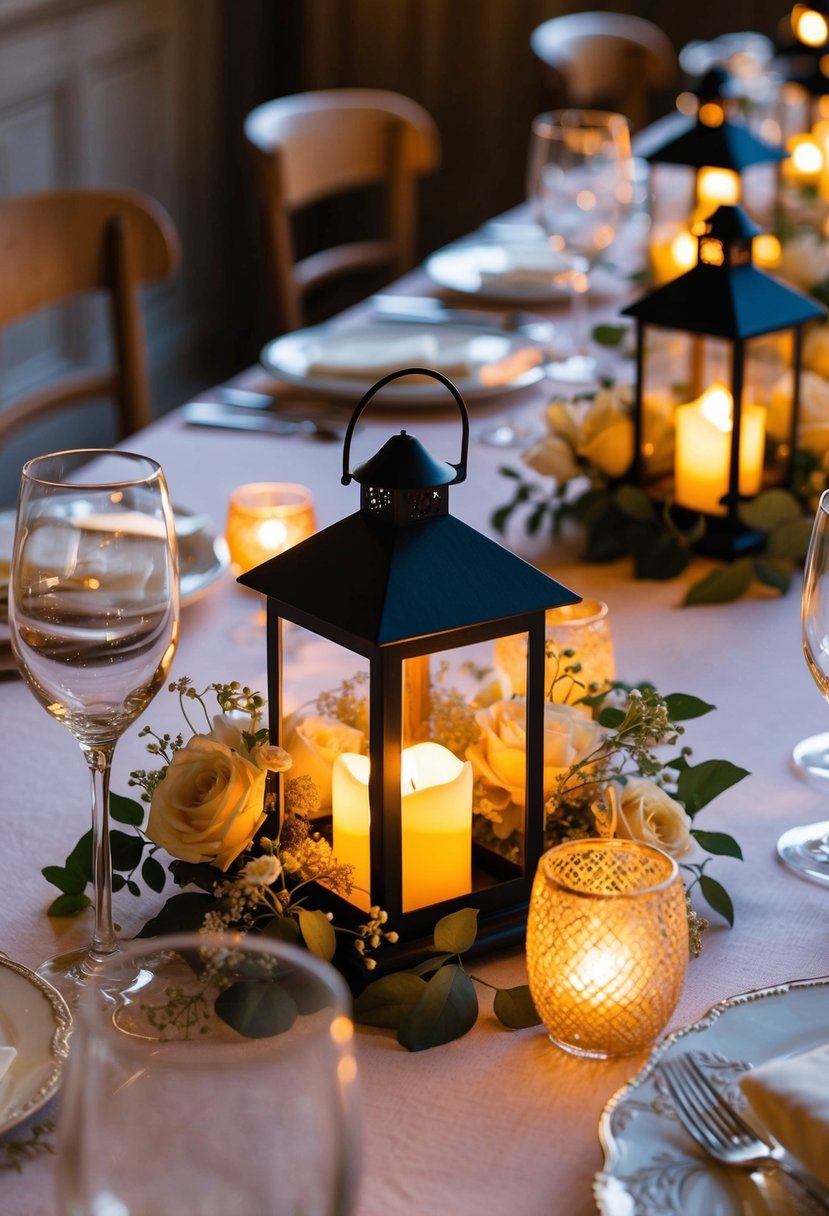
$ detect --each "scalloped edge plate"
[0,955,72,1135]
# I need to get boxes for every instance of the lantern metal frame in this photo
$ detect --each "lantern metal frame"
[623,204,825,557]
[241,368,580,973]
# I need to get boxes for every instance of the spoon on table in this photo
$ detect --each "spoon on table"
[182,401,342,443]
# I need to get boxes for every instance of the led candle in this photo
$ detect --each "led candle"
[332,742,473,912]
[696,166,740,211]
[783,135,825,188]
[225,483,315,574]
[674,383,765,516]
[649,227,698,285]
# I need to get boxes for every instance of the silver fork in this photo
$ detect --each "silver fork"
[660,1051,829,1212]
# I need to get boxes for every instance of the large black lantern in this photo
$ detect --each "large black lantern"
[623,204,825,556]
[240,369,579,966]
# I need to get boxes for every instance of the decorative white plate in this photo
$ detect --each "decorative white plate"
[0,955,72,1135]
[260,320,546,404]
[424,241,630,303]
[595,976,829,1215]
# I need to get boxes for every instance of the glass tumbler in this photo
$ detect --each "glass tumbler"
[526,839,688,1058]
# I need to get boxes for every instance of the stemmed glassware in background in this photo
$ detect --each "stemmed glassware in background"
[57,933,360,1215]
[526,108,633,383]
[779,487,829,884]
[8,449,180,996]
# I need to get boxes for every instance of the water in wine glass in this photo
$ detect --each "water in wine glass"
[9,450,179,996]
[779,487,829,884]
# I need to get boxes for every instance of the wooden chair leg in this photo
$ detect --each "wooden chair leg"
[108,214,153,436]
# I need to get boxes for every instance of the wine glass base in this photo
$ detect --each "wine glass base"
[777,820,829,886]
[37,945,119,1004]
[791,731,829,788]
[474,419,544,448]
[544,353,598,384]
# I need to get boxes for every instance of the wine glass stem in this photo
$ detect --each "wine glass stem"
[81,743,118,961]
[569,266,590,357]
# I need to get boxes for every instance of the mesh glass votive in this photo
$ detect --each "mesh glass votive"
[494,599,615,703]
[526,839,688,1059]
[225,483,316,574]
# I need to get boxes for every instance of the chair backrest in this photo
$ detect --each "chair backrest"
[0,188,179,447]
[244,88,441,334]
[530,13,678,131]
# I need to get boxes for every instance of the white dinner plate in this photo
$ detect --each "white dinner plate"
[424,241,630,303]
[0,955,72,1135]
[260,320,547,404]
[595,976,829,1215]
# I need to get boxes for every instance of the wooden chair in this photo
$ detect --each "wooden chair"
[530,13,678,132]
[244,89,441,334]
[0,188,180,447]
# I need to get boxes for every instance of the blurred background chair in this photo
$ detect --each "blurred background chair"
[244,88,441,335]
[0,188,180,455]
[530,13,679,131]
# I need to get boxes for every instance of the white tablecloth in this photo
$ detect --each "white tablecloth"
[2,286,829,1216]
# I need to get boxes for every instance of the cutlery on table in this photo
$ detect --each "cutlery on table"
[183,401,342,443]
[660,1051,829,1211]
[369,293,554,336]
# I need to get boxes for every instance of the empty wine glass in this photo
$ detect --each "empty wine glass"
[8,449,180,995]
[779,487,829,884]
[527,109,633,383]
[57,932,360,1216]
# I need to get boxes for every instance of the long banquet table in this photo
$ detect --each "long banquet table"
[2,253,829,1216]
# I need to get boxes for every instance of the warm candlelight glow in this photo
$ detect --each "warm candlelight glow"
[526,839,688,1058]
[674,383,765,516]
[649,227,697,284]
[784,135,825,187]
[753,232,782,268]
[793,4,829,46]
[332,742,473,912]
[696,166,740,210]
[494,600,615,703]
[225,483,316,574]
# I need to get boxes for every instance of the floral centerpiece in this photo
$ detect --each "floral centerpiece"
[45,658,746,1050]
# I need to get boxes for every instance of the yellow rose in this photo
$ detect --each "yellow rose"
[612,777,692,857]
[522,434,581,484]
[803,323,829,380]
[467,699,605,837]
[771,370,829,456]
[284,714,366,809]
[146,736,267,871]
[576,387,635,479]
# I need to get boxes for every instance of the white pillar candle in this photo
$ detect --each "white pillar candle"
[674,383,765,516]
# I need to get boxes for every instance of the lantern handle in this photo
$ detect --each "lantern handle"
[341,366,470,486]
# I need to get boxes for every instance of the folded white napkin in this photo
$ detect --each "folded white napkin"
[0,1045,16,1082]
[479,244,571,289]
[739,1042,829,1187]
[305,333,473,380]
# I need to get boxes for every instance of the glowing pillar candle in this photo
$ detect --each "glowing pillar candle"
[649,227,697,285]
[696,166,740,212]
[674,383,765,516]
[783,135,825,189]
[332,742,473,913]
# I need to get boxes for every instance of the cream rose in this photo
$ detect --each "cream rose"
[467,699,606,837]
[770,370,829,456]
[576,387,635,479]
[146,736,267,871]
[611,777,692,857]
[284,715,366,809]
[522,433,581,484]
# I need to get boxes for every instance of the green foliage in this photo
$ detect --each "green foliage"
[297,907,336,962]
[591,323,628,348]
[433,907,478,954]
[676,759,750,817]
[215,980,298,1038]
[354,973,428,1028]
[492,985,542,1029]
[397,965,478,1052]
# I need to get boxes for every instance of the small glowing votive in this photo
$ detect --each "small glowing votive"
[225,482,316,574]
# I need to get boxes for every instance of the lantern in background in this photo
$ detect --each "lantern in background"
[623,204,824,556]
[241,369,580,967]
[641,69,786,284]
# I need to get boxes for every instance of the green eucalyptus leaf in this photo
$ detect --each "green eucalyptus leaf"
[592,323,627,348]
[598,706,626,728]
[499,466,522,479]
[433,908,479,954]
[47,892,91,918]
[663,693,715,721]
[263,915,300,944]
[136,892,216,938]
[141,855,166,893]
[41,865,86,895]
[126,879,141,897]
[699,874,735,926]
[615,484,657,523]
[109,830,146,872]
[526,501,547,536]
[737,489,802,532]
[753,558,791,595]
[65,829,94,884]
[766,517,813,560]
[631,530,692,581]
[109,792,145,826]
[677,759,750,816]
[397,964,478,1051]
[354,973,427,1028]
[298,907,337,962]
[215,979,298,1039]
[111,874,127,892]
[684,559,753,606]
[408,953,454,976]
[491,504,515,534]
[690,829,744,859]
[492,984,542,1029]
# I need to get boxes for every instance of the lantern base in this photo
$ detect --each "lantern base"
[648,500,765,561]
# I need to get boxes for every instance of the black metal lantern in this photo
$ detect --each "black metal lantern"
[240,368,580,968]
[623,204,825,556]
[639,69,786,284]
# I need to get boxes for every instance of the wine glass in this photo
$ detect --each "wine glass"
[56,932,360,1216]
[779,487,829,884]
[526,109,633,383]
[8,449,179,994]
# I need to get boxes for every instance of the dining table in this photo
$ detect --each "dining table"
[2,212,829,1216]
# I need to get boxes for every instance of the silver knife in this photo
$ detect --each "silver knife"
[183,402,341,442]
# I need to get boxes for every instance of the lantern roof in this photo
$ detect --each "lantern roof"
[351,431,458,489]
[239,510,579,647]
[640,80,786,170]
[623,205,825,337]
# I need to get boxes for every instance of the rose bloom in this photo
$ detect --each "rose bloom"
[611,776,692,857]
[522,433,581,484]
[575,386,635,479]
[146,736,267,871]
[283,714,366,809]
[467,699,606,837]
[770,370,829,455]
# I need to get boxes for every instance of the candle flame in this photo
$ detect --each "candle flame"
[789,138,824,175]
[257,518,289,550]
[794,5,829,46]
[699,384,734,432]
[669,230,697,272]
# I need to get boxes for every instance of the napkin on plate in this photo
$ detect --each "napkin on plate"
[0,1045,16,1082]
[304,332,473,380]
[739,1042,829,1186]
[478,244,571,289]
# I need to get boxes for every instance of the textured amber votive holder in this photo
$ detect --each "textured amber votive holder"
[225,482,316,575]
[526,839,688,1059]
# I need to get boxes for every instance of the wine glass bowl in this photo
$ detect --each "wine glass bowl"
[779,487,829,884]
[8,449,179,992]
